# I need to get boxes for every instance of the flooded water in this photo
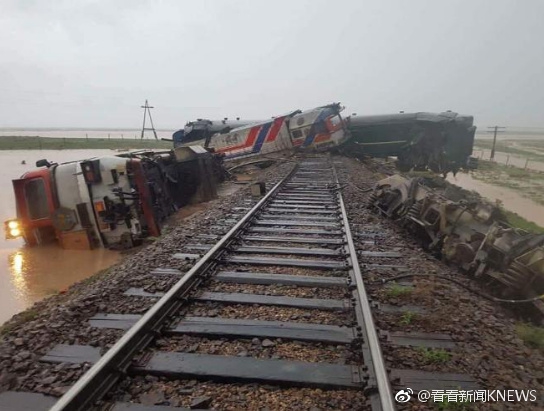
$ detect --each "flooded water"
[471,148,544,172]
[447,172,544,227]
[0,128,176,140]
[0,150,121,326]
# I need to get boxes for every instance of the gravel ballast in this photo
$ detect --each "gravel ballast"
[1,155,543,410]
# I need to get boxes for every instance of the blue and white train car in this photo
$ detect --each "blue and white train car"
[177,103,349,160]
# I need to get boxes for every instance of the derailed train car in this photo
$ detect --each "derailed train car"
[4,148,221,250]
[174,103,349,159]
[345,111,476,174]
[174,105,476,173]
[368,175,544,313]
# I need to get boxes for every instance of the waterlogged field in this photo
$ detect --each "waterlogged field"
[474,135,544,162]
[0,128,176,140]
[447,171,544,231]
[445,137,544,232]
[470,160,544,205]
[0,150,121,325]
[0,136,172,150]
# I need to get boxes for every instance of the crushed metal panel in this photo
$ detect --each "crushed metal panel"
[174,145,209,161]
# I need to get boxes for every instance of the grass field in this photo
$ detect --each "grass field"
[0,136,172,150]
[471,160,544,206]
[467,160,544,233]
[474,138,544,162]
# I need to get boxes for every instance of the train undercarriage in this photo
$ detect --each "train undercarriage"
[368,174,544,315]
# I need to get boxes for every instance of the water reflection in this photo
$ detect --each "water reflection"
[9,252,27,299]
[12,252,23,275]
[0,149,121,326]
[2,245,120,324]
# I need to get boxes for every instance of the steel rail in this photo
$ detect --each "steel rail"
[50,165,298,411]
[333,163,396,411]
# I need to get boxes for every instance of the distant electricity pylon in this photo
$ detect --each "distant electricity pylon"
[487,125,506,160]
[140,99,158,140]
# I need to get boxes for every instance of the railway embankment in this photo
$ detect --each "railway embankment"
[0,156,543,410]
[0,160,293,396]
[336,156,544,409]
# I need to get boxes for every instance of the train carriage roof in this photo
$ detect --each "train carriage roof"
[349,112,474,127]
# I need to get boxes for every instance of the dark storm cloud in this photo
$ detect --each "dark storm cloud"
[0,0,543,128]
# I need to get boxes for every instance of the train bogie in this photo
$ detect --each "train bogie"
[368,174,544,314]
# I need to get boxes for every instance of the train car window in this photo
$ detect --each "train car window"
[24,178,49,220]
[292,129,303,139]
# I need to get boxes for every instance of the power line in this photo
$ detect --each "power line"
[486,126,506,160]
[140,99,158,140]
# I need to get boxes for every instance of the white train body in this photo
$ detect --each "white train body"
[174,104,349,160]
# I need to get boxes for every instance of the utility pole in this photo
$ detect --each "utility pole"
[140,99,158,140]
[487,126,506,160]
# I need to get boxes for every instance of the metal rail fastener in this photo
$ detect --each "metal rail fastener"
[334,166,396,411]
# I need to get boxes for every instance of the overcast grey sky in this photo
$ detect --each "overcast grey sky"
[1,0,543,129]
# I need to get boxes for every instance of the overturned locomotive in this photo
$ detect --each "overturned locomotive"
[174,103,349,159]
[345,111,476,175]
[174,104,476,174]
[5,147,222,250]
[368,175,544,313]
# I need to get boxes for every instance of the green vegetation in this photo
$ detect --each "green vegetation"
[0,136,172,150]
[385,283,413,298]
[0,309,38,335]
[501,209,544,234]
[417,347,451,364]
[399,311,417,325]
[474,138,544,163]
[470,161,544,233]
[516,323,544,351]
[475,159,536,179]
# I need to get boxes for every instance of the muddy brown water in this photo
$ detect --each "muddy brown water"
[447,172,544,227]
[0,150,121,326]
[0,150,248,326]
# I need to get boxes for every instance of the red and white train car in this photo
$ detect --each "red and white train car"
[208,104,349,160]
[175,103,350,160]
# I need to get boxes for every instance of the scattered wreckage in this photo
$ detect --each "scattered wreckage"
[5,103,478,251]
[174,104,476,175]
[368,174,544,313]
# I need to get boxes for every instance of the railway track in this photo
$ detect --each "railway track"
[3,155,489,410]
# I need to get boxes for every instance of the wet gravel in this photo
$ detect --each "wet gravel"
[238,240,343,250]
[185,302,351,326]
[207,282,348,300]
[3,155,544,410]
[334,155,544,410]
[0,161,294,400]
[107,378,367,410]
[159,335,356,364]
[219,264,349,278]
